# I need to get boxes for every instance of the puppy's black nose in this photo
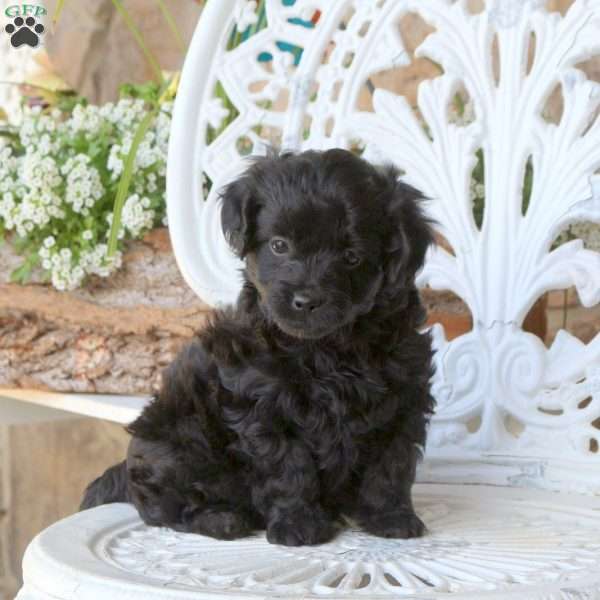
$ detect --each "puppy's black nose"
[292,292,323,312]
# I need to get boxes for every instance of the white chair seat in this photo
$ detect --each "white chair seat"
[16,483,600,599]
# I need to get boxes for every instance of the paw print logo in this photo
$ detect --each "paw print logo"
[5,16,45,48]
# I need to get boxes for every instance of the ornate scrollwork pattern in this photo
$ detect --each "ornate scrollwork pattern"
[167,0,600,484]
[100,490,600,597]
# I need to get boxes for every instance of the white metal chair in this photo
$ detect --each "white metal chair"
[16,0,600,598]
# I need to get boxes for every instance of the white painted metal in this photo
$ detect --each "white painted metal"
[167,0,600,492]
[15,485,600,599]
[0,390,148,425]
[16,0,600,598]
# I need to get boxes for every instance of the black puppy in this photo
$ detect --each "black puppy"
[81,149,436,546]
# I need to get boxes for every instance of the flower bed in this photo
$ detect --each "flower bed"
[0,93,171,290]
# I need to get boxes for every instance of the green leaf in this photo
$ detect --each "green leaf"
[12,236,30,254]
[56,93,86,113]
[0,126,19,141]
[120,81,162,103]
[107,108,158,256]
[10,263,30,284]
[10,253,39,284]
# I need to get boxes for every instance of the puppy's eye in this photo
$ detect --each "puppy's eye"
[270,238,290,255]
[344,249,361,266]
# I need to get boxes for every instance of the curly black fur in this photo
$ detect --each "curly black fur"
[81,149,436,546]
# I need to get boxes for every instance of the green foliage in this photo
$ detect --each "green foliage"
[106,75,178,256]
[107,108,158,256]
[0,92,172,290]
[120,81,163,105]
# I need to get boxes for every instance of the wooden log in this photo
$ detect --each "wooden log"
[0,229,211,395]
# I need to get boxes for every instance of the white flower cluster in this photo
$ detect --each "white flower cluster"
[121,194,155,238]
[62,154,104,215]
[0,143,22,230]
[106,101,172,181]
[38,235,124,291]
[1,150,64,236]
[0,97,170,291]
[19,106,61,152]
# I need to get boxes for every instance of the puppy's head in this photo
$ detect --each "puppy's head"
[220,149,434,339]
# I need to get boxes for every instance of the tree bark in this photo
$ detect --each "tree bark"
[0,229,210,395]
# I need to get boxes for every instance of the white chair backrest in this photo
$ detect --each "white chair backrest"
[167,0,600,493]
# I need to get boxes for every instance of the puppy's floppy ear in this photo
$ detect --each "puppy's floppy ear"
[220,176,259,257]
[381,165,436,283]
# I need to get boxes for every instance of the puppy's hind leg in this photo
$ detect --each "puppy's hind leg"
[127,436,263,540]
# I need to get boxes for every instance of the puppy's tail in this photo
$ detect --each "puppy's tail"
[80,460,130,510]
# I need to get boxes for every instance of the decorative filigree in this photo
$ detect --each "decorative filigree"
[234,0,260,32]
[167,0,600,484]
[102,490,600,597]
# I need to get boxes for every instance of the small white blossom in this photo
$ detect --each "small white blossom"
[121,194,155,237]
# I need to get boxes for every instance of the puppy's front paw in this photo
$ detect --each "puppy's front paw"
[361,510,426,539]
[267,506,337,546]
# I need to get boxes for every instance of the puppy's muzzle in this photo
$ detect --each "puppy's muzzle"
[292,290,324,313]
